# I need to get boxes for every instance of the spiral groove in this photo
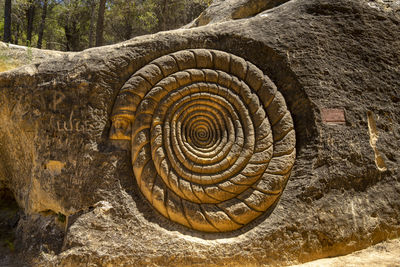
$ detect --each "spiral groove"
[111,49,296,232]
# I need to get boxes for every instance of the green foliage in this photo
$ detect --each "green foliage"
[137,1,158,32]
[2,0,211,51]
[105,0,160,43]
[0,20,4,38]
[5,239,14,252]
[26,45,33,61]
[57,212,66,223]
[44,2,70,50]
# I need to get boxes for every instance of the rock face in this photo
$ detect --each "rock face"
[184,0,290,28]
[0,0,399,266]
[0,42,65,71]
[292,238,400,267]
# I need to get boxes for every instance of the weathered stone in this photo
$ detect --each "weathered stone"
[185,0,291,28]
[0,0,399,266]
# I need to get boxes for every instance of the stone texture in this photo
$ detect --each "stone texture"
[292,237,400,266]
[0,42,65,71]
[0,0,399,266]
[185,0,400,28]
[184,0,291,28]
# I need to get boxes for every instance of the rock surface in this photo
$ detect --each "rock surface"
[185,0,400,28]
[292,237,400,267]
[0,42,65,72]
[0,0,399,266]
[184,0,290,28]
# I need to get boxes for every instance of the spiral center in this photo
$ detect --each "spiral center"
[184,107,220,151]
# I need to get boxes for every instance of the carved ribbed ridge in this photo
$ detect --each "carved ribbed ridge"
[110,49,296,232]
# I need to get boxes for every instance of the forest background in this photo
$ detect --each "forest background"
[0,0,212,51]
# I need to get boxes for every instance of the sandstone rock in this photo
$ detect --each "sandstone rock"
[0,0,399,266]
[185,0,400,29]
[0,41,65,71]
[292,237,400,266]
[184,0,290,28]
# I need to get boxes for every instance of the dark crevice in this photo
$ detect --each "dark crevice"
[0,188,20,266]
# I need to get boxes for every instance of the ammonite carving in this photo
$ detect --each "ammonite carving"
[110,49,296,232]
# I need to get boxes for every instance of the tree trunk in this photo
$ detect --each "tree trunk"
[95,0,106,47]
[26,0,36,46]
[64,20,80,51]
[64,15,81,52]
[88,0,96,48]
[4,0,12,42]
[37,0,48,49]
[160,0,168,31]
[14,24,20,45]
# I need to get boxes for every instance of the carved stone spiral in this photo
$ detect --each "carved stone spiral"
[110,49,296,232]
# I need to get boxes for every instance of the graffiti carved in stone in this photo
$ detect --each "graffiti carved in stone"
[110,49,296,232]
